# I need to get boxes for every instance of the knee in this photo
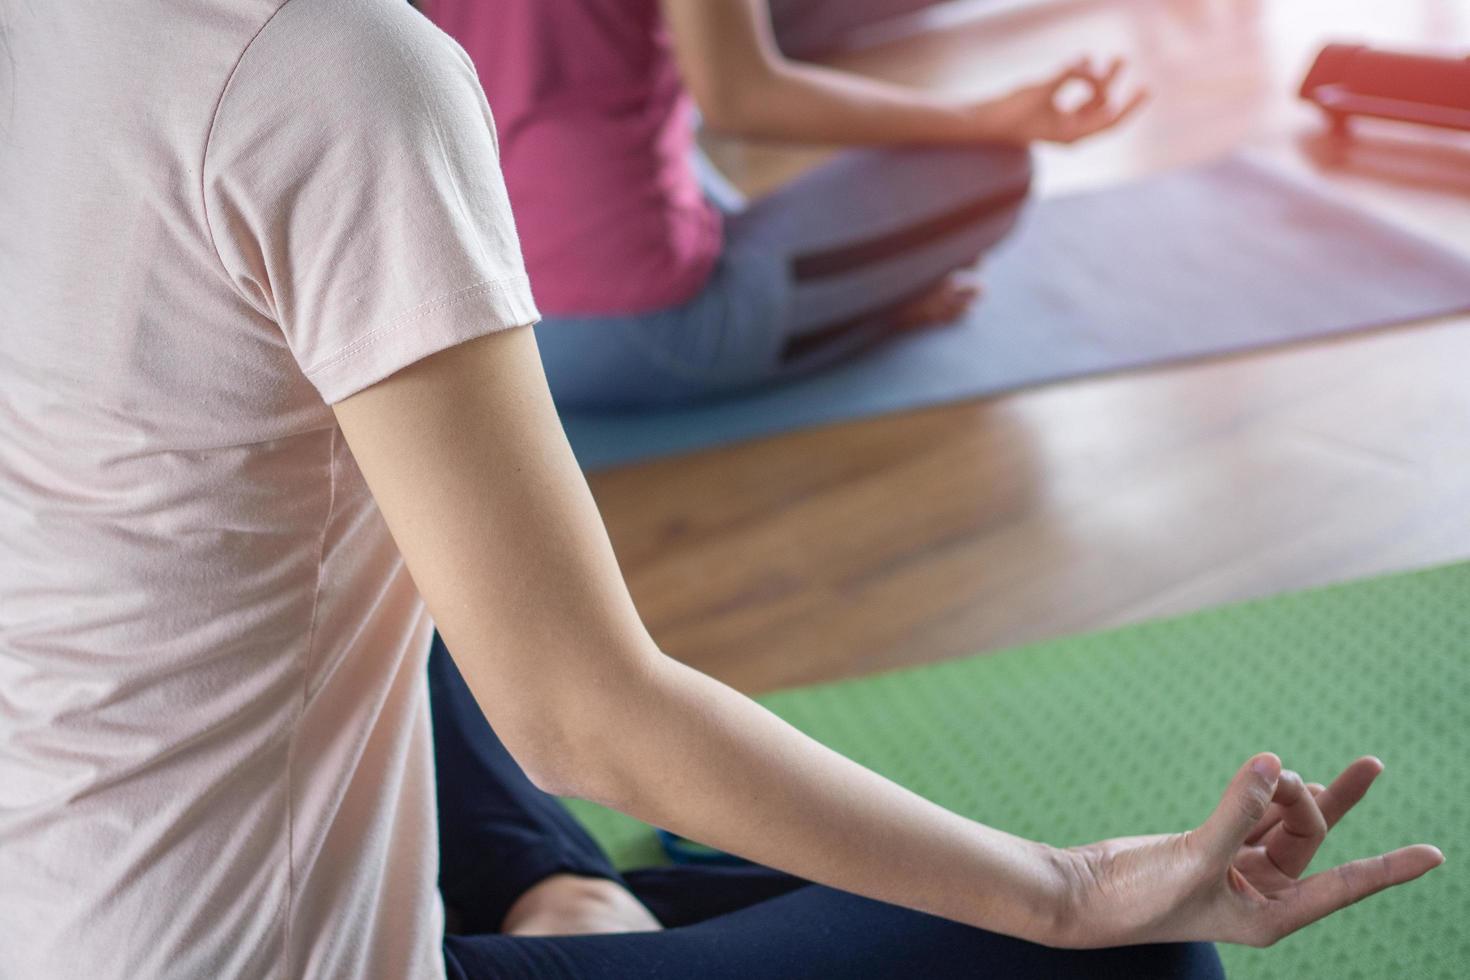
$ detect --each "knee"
[925,141,1033,212]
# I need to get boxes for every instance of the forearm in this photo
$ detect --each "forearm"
[663,0,1022,146]
[710,60,1019,146]
[559,650,1069,944]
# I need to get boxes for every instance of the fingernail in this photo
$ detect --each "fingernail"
[1251,754,1280,779]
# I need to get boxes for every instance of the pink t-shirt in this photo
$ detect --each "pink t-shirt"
[0,2,537,977]
[426,0,723,317]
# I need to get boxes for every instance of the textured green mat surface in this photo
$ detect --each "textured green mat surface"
[565,563,1469,978]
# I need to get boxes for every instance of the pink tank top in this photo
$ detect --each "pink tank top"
[427,0,723,316]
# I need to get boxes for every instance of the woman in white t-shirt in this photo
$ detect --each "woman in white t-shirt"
[0,1,1441,978]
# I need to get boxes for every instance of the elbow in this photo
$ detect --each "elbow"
[515,749,582,800]
[523,730,633,809]
[479,695,587,799]
[482,644,668,804]
[688,68,779,138]
[499,716,592,800]
[495,689,628,805]
[691,86,753,136]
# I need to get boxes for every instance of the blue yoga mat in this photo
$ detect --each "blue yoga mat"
[561,156,1470,471]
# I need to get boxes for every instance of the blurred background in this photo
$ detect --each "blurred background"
[587,0,1470,692]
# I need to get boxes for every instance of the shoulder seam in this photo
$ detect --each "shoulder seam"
[198,0,297,311]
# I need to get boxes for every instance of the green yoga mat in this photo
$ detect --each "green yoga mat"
[564,562,1469,978]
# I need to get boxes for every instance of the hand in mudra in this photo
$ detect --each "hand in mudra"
[1052,754,1443,948]
[982,56,1148,144]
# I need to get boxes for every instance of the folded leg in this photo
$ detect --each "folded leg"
[444,878,1224,980]
[537,142,1032,409]
[729,141,1031,342]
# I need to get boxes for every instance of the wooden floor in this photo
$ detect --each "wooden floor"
[587,0,1470,694]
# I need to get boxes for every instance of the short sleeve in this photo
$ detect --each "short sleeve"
[203,0,539,404]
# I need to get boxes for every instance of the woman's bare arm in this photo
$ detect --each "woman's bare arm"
[332,326,1441,948]
[333,325,1065,941]
[661,0,1146,145]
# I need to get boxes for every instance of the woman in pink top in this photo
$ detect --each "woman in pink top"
[0,2,1442,977]
[426,0,1144,409]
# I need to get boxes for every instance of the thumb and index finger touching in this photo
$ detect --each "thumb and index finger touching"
[1042,56,1148,138]
[1196,753,1285,860]
[1195,753,1443,937]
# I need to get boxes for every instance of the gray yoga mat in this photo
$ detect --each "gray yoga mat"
[560,155,1470,471]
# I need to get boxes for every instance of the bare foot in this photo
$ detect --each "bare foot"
[893,272,983,332]
[501,874,663,937]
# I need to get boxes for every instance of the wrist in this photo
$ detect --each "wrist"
[1033,841,1085,947]
[965,836,1084,947]
[954,96,1028,146]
